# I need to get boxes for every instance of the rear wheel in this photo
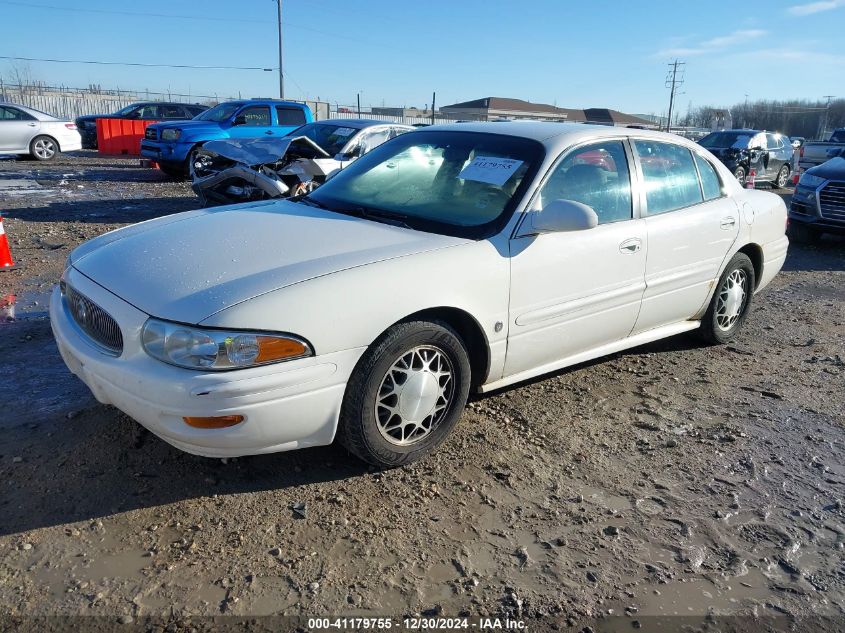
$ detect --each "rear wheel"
[698,253,755,344]
[30,135,58,161]
[775,164,790,189]
[338,320,471,468]
[733,166,746,186]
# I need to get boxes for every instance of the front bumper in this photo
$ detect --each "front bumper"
[140,139,193,165]
[49,268,364,457]
[789,183,845,234]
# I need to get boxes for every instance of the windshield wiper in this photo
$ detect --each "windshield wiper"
[294,195,332,210]
[344,206,412,229]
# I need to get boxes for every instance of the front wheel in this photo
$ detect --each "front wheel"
[698,253,756,344]
[30,135,58,161]
[338,321,471,468]
[775,164,790,189]
[733,166,747,186]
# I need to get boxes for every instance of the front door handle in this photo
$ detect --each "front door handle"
[27,123,37,127]
[720,216,737,229]
[619,238,642,254]
[265,130,274,135]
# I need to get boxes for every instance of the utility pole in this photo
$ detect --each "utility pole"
[664,59,685,133]
[819,95,835,139]
[276,0,284,99]
[431,91,436,126]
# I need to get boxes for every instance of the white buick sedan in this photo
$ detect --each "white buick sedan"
[51,122,788,467]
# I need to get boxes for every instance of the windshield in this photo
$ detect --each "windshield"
[114,104,139,116]
[699,132,753,149]
[307,130,544,238]
[195,103,242,122]
[287,122,363,155]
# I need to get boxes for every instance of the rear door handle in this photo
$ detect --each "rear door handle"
[720,216,737,229]
[27,123,37,127]
[265,130,274,135]
[619,238,642,254]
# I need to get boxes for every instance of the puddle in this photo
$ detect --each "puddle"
[636,568,774,615]
[1,289,52,321]
[578,485,632,512]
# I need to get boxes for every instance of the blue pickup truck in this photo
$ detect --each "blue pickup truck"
[141,99,313,176]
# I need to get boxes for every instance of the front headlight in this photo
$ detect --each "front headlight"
[141,318,312,370]
[161,129,182,141]
[798,173,825,188]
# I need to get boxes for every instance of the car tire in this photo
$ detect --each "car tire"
[338,320,472,468]
[29,135,58,161]
[788,222,821,244]
[698,252,756,345]
[733,166,746,185]
[775,165,790,189]
[159,164,186,179]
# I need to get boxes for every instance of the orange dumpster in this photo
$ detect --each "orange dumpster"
[96,119,159,155]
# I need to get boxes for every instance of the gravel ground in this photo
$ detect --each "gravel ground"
[0,152,843,632]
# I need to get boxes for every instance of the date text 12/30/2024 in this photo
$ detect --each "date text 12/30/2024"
[307,617,527,630]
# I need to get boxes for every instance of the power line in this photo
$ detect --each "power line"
[0,55,273,72]
[0,0,367,42]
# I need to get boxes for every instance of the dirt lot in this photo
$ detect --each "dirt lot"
[0,152,843,632]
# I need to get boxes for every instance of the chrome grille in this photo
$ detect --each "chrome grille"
[819,181,845,222]
[62,283,123,355]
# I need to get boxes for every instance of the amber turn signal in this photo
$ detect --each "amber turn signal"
[183,415,245,429]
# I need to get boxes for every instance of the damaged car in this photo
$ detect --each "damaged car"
[190,119,413,206]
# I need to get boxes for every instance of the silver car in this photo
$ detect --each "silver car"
[0,103,82,160]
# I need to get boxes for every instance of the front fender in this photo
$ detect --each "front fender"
[199,239,511,382]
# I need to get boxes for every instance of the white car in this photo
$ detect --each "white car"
[51,122,788,467]
[0,102,82,160]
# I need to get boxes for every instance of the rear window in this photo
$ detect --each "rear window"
[634,140,704,215]
[699,132,753,150]
[276,106,307,126]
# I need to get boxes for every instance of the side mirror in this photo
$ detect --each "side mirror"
[233,115,247,126]
[531,199,598,233]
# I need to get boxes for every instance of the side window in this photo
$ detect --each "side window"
[390,126,411,139]
[765,133,780,150]
[694,153,723,201]
[537,140,632,224]
[275,106,306,126]
[135,105,160,119]
[357,127,392,155]
[160,105,184,119]
[0,106,34,121]
[236,106,271,126]
[634,140,704,215]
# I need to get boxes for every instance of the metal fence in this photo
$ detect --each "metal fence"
[327,111,465,126]
[0,81,331,121]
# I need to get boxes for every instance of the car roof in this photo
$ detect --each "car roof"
[0,102,62,121]
[420,121,703,153]
[316,118,412,129]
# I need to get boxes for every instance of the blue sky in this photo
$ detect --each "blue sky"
[2,0,843,115]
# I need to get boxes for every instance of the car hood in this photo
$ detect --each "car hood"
[70,200,467,323]
[149,120,219,133]
[807,156,845,179]
[202,136,330,165]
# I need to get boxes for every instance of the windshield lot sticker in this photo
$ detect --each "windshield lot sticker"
[458,157,524,186]
[332,127,355,138]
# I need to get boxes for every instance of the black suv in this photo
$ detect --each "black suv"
[699,129,794,188]
[75,102,208,149]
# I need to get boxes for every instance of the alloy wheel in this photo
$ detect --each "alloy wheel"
[33,138,56,159]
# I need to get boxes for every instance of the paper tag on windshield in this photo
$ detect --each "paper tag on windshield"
[458,156,524,187]
[332,127,355,138]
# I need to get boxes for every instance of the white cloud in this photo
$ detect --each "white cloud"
[788,0,845,15]
[656,29,767,58]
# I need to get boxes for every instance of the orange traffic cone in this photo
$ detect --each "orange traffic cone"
[745,169,756,190]
[0,216,18,271]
